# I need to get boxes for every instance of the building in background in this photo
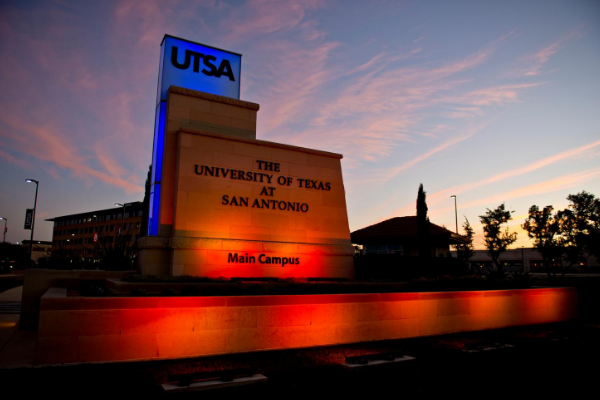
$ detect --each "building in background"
[451,248,599,273]
[46,202,143,267]
[351,216,468,257]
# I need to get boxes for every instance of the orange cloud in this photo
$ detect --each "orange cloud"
[460,168,600,211]
[429,168,599,250]
[381,140,600,224]
[427,138,600,206]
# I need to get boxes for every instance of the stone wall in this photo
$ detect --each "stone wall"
[138,86,356,278]
[20,269,133,329]
[36,287,578,365]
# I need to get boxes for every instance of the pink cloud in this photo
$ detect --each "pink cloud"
[269,31,530,165]
[426,138,600,207]
[438,83,542,110]
[218,0,324,45]
[0,3,164,196]
[252,39,339,134]
[0,114,143,194]
[0,148,33,170]
[508,29,582,77]
[382,122,490,183]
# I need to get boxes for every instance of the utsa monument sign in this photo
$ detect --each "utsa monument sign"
[137,35,355,279]
[32,35,578,366]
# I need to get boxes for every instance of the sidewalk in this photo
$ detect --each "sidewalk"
[0,285,23,302]
[0,286,36,369]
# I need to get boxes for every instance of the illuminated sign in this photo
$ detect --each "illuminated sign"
[158,35,241,102]
[148,35,242,236]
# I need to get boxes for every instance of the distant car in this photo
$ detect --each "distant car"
[0,261,16,274]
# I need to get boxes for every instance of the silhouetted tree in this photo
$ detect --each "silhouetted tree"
[36,244,78,269]
[416,183,430,259]
[91,227,137,271]
[479,203,517,273]
[555,208,584,267]
[522,205,565,282]
[456,217,475,267]
[564,191,600,263]
[139,165,151,238]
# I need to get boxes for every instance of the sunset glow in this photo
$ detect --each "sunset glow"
[0,1,598,250]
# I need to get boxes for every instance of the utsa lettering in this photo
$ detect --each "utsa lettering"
[171,46,236,81]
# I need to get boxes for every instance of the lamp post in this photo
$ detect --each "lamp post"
[0,217,7,243]
[450,195,458,234]
[26,179,39,263]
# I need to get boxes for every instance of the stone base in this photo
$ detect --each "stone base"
[137,236,355,279]
[35,287,579,365]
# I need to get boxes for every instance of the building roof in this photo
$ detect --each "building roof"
[351,216,469,245]
[21,240,52,246]
[45,201,143,222]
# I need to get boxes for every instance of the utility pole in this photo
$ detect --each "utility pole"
[0,217,7,243]
[26,179,39,264]
[450,195,458,234]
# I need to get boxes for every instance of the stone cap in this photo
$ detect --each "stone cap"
[180,128,344,159]
[169,85,260,111]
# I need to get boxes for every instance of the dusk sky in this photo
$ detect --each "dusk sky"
[1,0,599,249]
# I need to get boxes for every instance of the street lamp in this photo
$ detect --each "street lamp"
[450,195,458,234]
[0,217,7,243]
[26,179,39,263]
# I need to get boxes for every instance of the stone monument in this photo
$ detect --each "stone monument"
[137,35,354,279]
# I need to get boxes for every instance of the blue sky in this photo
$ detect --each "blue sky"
[1,0,599,249]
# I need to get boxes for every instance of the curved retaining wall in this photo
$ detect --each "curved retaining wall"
[36,287,578,365]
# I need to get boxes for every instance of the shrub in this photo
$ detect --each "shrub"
[354,254,468,281]
[509,271,534,288]
[130,287,146,296]
[244,285,267,296]
[79,284,105,296]
[161,288,177,296]
[122,274,227,283]
[181,286,202,296]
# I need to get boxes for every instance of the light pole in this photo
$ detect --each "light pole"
[0,217,7,243]
[26,179,39,264]
[450,195,458,234]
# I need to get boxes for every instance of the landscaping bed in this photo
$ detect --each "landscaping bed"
[67,274,537,297]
